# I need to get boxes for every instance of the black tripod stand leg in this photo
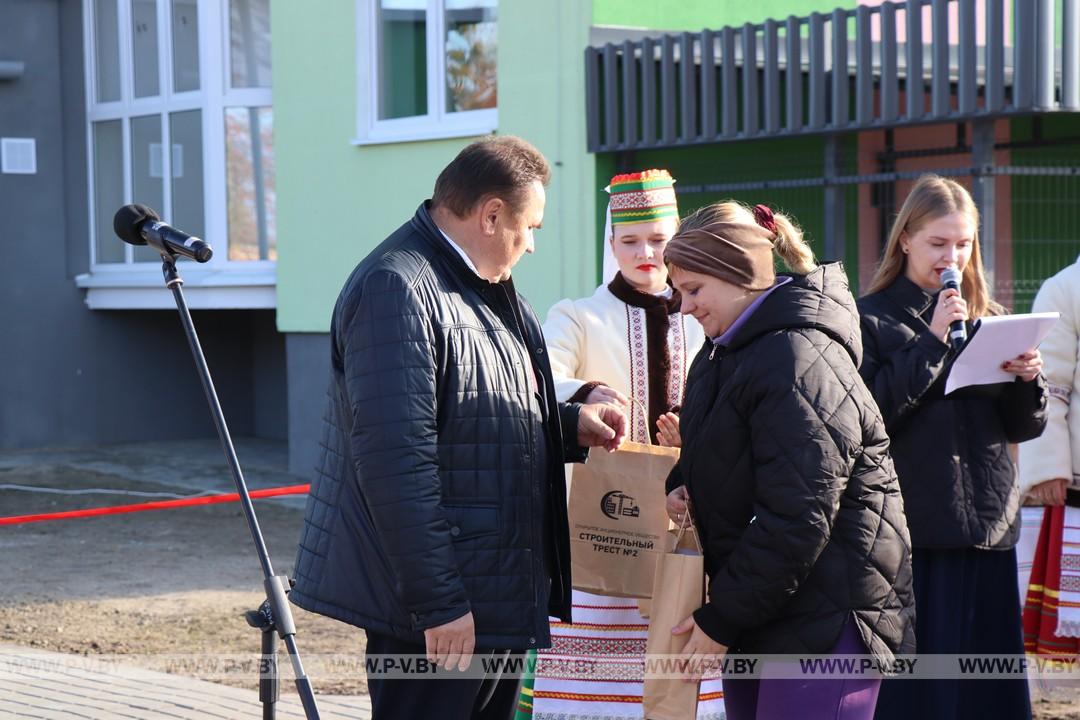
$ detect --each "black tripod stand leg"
[260,626,279,720]
[245,604,280,720]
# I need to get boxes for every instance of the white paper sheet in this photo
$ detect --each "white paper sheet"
[944,312,1060,394]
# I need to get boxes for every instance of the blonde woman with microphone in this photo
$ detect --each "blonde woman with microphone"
[858,175,1048,720]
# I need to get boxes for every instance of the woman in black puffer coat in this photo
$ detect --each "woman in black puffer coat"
[662,201,915,720]
[859,175,1047,720]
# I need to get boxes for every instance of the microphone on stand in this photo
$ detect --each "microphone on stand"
[113,204,214,263]
[108,203,321,718]
[940,267,967,351]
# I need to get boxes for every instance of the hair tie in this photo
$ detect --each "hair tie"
[752,204,777,235]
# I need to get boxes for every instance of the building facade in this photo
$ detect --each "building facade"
[0,0,286,451]
[4,0,1077,480]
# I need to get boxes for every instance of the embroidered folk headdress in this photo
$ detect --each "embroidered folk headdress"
[602,169,679,282]
[608,169,679,226]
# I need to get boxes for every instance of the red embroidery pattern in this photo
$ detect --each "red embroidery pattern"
[550,621,647,631]
[528,690,727,704]
[668,312,686,408]
[535,658,646,683]
[627,305,650,443]
[533,690,643,702]
[547,635,646,656]
[608,188,677,211]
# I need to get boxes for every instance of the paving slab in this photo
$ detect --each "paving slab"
[0,644,371,719]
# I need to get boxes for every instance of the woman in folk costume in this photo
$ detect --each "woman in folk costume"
[1018,256,1080,678]
[514,169,718,720]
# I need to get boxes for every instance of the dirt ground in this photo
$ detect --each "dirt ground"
[0,441,368,696]
[2,439,1079,717]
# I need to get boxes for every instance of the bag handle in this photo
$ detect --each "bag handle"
[673,497,703,553]
[627,394,650,443]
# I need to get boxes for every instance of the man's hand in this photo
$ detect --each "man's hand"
[423,611,475,671]
[672,615,728,683]
[578,402,627,452]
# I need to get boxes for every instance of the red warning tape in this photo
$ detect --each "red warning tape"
[0,483,311,526]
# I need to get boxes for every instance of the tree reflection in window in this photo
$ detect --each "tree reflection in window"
[225,107,276,261]
[445,3,496,113]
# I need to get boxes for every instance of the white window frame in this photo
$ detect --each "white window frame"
[353,0,497,145]
[78,0,276,309]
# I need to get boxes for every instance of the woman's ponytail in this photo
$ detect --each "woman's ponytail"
[769,211,816,275]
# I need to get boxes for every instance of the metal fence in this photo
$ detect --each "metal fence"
[659,128,1080,312]
[586,0,1080,152]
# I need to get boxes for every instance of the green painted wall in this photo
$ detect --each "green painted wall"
[496,0,598,316]
[272,0,479,333]
[592,0,853,30]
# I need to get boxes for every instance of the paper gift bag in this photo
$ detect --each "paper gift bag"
[638,598,651,619]
[568,441,678,598]
[643,516,705,720]
[639,519,694,618]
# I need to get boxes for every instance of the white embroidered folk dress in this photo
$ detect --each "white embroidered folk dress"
[1019,256,1080,638]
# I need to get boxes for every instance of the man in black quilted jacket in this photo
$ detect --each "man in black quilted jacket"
[290,136,627,720]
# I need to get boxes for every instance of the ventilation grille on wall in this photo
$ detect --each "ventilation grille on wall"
[1,137,36,174]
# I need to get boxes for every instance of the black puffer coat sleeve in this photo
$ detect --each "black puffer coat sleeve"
[999,375,1049,443]
[665,461,683,495]
[341,269,469,630]
[693,333,854,646]
[559,402,587,463]
[859,315,951,430]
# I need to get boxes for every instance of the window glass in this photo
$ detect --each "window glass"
[93,121,125,263]
[230,0,273,88]
[170,110,205,241]
[444,0,496,112]
[94,0,122,103]
[225,107,276,261]
[131,114,165,261]
[131,0,161,98]
[171,0,200,92]
[378,0,427,119]
[87,0,277,267]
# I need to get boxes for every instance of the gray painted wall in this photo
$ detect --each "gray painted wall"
[285,333,330,477]
[0,0,286,451]
[253,311,288,441]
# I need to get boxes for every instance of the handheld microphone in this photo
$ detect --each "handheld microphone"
[940,267,966,351]
[112,204,214,263]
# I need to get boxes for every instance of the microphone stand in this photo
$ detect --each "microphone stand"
[159,253,321,720]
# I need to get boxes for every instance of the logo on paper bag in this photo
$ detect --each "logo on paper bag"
[600,491,640,520]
